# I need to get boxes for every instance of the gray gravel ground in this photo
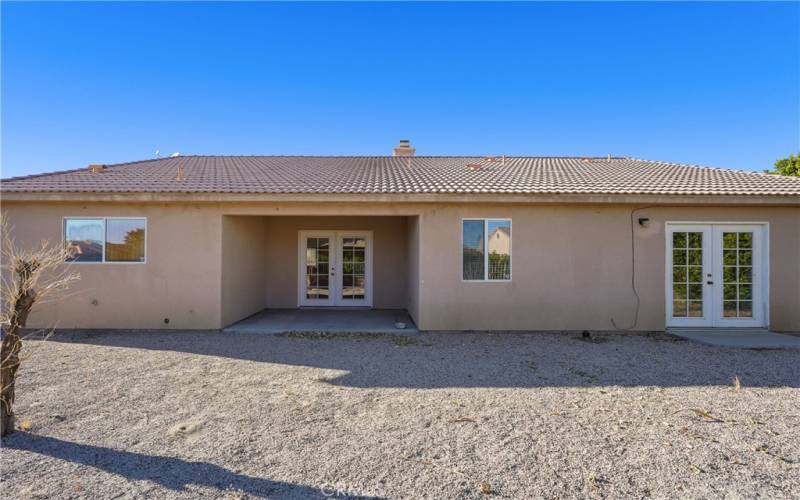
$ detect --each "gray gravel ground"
[1,330,798,499]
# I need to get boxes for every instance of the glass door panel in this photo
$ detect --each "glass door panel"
[335,233,370,306]
[712,226,762,327]
[299,233,335,306]
[670,231,705,319]
[721,231,753,318]
[666,225,712,327]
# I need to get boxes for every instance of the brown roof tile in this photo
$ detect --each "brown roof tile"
[2,156,799,196]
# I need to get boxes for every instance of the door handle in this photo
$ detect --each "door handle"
[707,281,713,285]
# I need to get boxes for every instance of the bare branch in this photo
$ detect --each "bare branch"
[1,214,80,435]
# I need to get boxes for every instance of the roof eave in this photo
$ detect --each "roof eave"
[1,191,799,206]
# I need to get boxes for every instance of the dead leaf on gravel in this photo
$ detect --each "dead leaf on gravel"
[19,418,33,431]
[754,445,793,463]
[690,408,723,422]
[479,482,492,494]
[587,472,610,490]
[688,463,705,474]
[169,420,203,436]
[416,459,465,476]
[449,416,477,424]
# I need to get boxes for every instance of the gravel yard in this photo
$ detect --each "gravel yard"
[1,330,798,499]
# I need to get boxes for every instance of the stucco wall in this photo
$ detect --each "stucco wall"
[406,216,420,325]
[2,200,797,332]
[1,202,223,329]
[263,216,409,309]
[221,215,269,327]
[416,204,800,332]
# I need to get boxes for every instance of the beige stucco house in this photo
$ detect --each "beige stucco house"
[2,142,799,332]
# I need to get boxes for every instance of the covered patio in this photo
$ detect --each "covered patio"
[223,308,418,334]
[220,214,420,329]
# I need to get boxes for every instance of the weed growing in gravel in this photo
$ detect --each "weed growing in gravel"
[690,408,724,423]
[392,336,419,346]
[680,428,719,443]
[688,462,705,474]
[754,445,793,464]
[577,331,610,344]
[587,472,609,490]
[277,330,421,346]
[448,416,477,424]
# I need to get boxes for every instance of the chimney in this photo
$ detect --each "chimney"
[87,164,107,173]
[392,139,416,157]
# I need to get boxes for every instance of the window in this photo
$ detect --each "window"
[64,218,146,263]
[462,219,511,281]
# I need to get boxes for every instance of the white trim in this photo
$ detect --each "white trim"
[62,216,147,264]
[665,221,769,329]
[461,218,512,282]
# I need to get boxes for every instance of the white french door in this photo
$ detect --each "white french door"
[298,231,372,307]
[666,224,766,328]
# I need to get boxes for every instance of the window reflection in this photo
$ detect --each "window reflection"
[341,237,366,299]
[65,219,104,262]
[462,220,484,280]
[487,220,511,280]
[463,219,511,281]
[106,219,146,262]
[305,238,330,299]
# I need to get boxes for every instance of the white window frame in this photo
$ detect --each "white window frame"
[62,216,148,264]
[461,218,512,282]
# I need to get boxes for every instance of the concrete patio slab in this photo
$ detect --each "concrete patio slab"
[667,328,800,349]
[224,308,418,335]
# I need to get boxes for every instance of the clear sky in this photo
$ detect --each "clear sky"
[2,1,798,178]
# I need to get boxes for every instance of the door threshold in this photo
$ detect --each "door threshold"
[298,306,373,311]
[667,326,769,333]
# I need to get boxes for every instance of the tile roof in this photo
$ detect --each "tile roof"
[2,156,800,197]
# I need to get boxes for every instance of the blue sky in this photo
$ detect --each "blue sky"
[2,1,798,178]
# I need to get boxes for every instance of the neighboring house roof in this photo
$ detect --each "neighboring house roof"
[2,156,800,196]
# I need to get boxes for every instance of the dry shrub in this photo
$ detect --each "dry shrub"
[1,215,80,435]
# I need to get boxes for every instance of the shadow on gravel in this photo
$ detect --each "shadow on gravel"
[44,329,800,389]
[4,433,382,499]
